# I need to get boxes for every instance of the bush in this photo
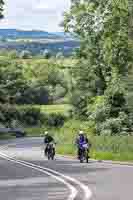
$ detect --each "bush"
[0,104,19,125]
[8,50,18,59]
[42,49,51,59]
[19,50,32,59]
[19,107,45,126]
[0,104,68,128]
[16,86,52,105]
[0,104,44,127]
[70,91,88,119]
[46,113,66,127]
[95,111,130,136]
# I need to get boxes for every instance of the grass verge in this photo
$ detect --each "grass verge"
[0,134,15,140]
[25,120,133,162]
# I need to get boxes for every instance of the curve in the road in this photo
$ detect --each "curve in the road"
[0,151,92,200]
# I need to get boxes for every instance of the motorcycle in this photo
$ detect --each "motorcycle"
[46,142,55,160]
[79,143,89,163]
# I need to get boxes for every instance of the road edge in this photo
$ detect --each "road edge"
[57,154,133,166]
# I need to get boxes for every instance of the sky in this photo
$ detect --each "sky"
[0,0,71,32]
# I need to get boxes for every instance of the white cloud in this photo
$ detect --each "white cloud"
[36,0,69,10]
[0,0,71,32]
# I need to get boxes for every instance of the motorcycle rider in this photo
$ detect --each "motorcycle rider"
[75,130,91,159]
[43,131,55,156]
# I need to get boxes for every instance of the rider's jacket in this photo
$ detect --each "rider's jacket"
[44,135,54,144]
[76,135,89,148]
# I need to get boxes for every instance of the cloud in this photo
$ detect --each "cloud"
[0,0,70,32]
[36,0,69,10]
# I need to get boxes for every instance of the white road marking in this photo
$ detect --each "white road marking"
[0,141,93,199]
[0,152,77,200]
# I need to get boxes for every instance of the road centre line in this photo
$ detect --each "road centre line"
[0,151,77,200]
[0,142,92,200]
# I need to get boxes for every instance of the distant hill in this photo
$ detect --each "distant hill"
[0,40,79,56]
[0,29,79,56]
[52,32,74,39]
[0,29,65,39]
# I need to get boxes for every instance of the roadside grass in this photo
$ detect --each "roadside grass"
[92,151,133,161]
[1,117,132,162]
[25,127,43,137]
[91,136,133,161]
[56,136,133,161]
[56,144,76,155]
[0,133,15,140]
[26,120,133,161]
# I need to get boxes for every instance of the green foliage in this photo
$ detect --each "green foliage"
[56,52,64,59]
[0,0,4,19]
[23,59,69,102]
[19,50,32,59]
[8,50,18,59]
[129,0,133,39]
[19,106,44,126]
[0,56,71,105]
[0,36,7,42]
[70,90,88,118]
[46,113,66,127]
[0,60,28,104]
[0,104,44,127]
[16,86,51,105]
[0,103,70,129]
[25,119,133,161]
[42,49,51,59]
[32,104,71,115]
[64,0,130,135]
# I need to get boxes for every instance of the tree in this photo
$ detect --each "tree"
[0,36,7,42]
[19,50,32,59]
[42,49,51,59]
[129,0,133,39]
[64,0,130,134]
[8,50,18,59]
[56,52,64,59]
[0,60,28,104]
[0,0,4,19]
[30,62,68,102]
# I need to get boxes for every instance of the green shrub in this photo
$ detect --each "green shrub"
[19,107,45,126]
[0,104,44,127]
[19,50,32,59]
[16,86,51,105]
[46,113,67,127]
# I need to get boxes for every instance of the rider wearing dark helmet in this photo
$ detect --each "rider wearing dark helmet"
[44,131,55,156]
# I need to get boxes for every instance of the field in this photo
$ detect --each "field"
[17,104,71,115]
[0,40,79,56]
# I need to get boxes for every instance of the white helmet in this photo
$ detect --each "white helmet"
[79,130,84,135]
[44,131,48,135]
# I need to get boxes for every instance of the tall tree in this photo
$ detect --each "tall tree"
[64,0,130,134]
[0,0,4,19]
[129,0,133,39]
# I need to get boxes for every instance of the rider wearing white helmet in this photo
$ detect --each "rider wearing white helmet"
[76,130,90,159]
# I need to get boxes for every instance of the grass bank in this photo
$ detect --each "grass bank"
[26,120,133,162]
[0,133,15,140]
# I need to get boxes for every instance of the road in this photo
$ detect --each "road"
[0,137,133,200]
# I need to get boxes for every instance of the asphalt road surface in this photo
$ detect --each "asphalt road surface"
[0,137,133,200]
